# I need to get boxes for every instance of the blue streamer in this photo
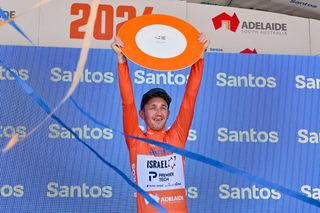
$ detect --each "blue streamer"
[0,8,34,45]
[70,98,320,209]
[0,60,167,213]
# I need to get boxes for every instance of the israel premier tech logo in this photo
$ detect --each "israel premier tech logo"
[212,12,287,36]
[212,12,240,32]
[148,156,177,181]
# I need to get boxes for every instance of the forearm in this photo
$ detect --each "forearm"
[118,62,139,135]
[185,58,204,98]
[118,62,134,105]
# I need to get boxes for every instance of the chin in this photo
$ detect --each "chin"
[152,127,162,131]
[152,124,165,131]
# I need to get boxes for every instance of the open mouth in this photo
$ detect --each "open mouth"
[153,117,163,123]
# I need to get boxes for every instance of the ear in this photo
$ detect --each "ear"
[139,110,144,120]
[167,110,170,118]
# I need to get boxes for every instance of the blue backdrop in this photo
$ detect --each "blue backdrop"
[0,45,320,212]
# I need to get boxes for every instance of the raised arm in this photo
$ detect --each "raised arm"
[169,33,209,145]
[111,37,140,142]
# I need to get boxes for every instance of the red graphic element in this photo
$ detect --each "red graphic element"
[240,48,257,54]
[212,12,240,32]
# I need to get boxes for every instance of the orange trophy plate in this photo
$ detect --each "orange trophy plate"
[118,14,204,71]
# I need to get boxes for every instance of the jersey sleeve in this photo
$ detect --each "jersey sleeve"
[118,61,140,147]
[169,58,204,146]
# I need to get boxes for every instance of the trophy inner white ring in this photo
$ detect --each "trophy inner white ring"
[135,24,187,59]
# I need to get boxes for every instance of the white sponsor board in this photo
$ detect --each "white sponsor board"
[0,0,39,46]
[137,154,185,191]
[0,0,313,55]
[310,19,320,56]
[187,3,310,55]
[38,0,186,48]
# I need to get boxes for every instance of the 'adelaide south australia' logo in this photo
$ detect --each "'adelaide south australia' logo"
[212,12,287,36]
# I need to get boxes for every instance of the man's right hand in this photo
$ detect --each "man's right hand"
[198,32,209,59]
[111,36,126,63]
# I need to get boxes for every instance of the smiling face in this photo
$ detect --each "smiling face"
[139,97,170,131]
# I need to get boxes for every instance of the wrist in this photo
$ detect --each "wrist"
[118,55,126,63]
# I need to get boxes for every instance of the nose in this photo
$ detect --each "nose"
[155,108,162,115]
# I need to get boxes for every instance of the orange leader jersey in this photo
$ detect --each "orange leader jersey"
[118,59,204,213]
